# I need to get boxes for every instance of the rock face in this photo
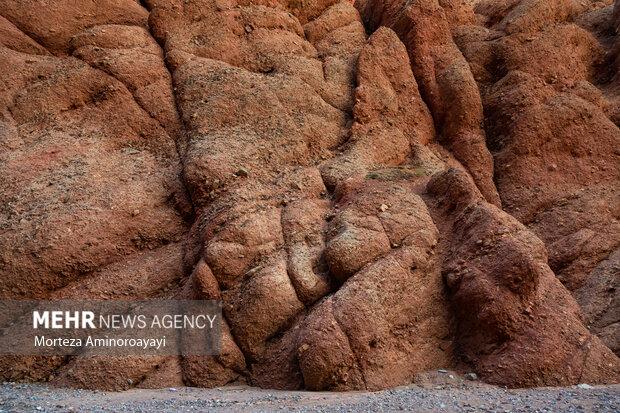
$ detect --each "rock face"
[0,0,618,391]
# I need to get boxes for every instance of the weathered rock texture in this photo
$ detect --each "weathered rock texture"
[0,0,618,390]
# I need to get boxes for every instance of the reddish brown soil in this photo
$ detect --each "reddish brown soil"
[0,0,618,391]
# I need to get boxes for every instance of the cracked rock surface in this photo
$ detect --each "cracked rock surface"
[0,0,618,391]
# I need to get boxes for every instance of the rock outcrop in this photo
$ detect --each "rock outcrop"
[0,0,618,390]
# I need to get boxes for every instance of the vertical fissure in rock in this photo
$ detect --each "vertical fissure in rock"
[140,4,197,221]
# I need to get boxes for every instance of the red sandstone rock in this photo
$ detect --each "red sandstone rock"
[0,0,618,391]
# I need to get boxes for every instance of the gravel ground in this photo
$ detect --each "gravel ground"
[0,375,618,412]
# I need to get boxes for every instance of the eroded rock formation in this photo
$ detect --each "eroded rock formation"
[0,0,618,390]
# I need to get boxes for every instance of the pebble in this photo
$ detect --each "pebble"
[465,373,478,381]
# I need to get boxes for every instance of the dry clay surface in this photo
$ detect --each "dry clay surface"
[0,0,619,391]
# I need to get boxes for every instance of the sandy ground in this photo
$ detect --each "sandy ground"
[0,376,618,412]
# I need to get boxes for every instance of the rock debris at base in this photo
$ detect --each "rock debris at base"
[0,381,619,413]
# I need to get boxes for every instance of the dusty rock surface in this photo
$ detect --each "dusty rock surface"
[0,0,618,391]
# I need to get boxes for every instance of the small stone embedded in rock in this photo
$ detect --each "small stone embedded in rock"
[236,167,249,177]
[380,204,389,212]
